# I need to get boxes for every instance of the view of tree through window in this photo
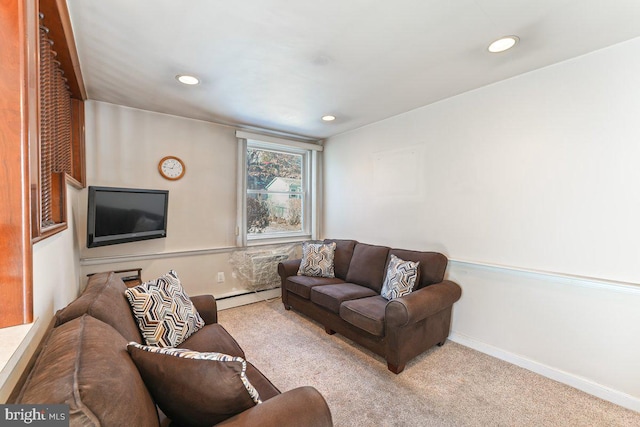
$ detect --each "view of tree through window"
[247,147,304,234]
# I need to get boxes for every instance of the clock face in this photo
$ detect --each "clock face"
[159,156,185,180]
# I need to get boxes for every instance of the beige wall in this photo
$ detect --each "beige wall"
[79,101,285,300]
[322,37,640,410]
[0,185,82,401]
[81,101,238,254]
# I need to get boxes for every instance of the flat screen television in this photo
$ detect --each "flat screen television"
[87,186,169,248]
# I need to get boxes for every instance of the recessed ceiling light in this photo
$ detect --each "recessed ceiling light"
[176,74,200,85]
[488,36,519,53]
[322,115,336,121]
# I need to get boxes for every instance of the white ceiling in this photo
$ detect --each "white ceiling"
[66,0,640,140]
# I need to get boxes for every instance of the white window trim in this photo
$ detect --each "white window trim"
[235,130,322,247]
[235,130,323,152]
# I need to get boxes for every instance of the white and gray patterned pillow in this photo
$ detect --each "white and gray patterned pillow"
[127,343,262,405]
[125,270,204,347]
[297,242,337,278]
[381,255,420,300]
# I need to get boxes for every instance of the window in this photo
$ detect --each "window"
[247,147,305,234]
[236,131,322,246]
[32,1,86,241]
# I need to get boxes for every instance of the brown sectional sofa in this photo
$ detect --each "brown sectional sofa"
[278,239,462,374]
[14,272,333,427]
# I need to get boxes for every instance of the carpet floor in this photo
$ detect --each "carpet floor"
[217,299,639,427]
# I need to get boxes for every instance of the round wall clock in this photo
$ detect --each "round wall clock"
[158,156,186,180]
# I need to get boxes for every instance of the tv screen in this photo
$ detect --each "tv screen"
[87,186,169,248]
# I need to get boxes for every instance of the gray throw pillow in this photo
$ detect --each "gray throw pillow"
[297,241,337,278]
[381,255,420,300]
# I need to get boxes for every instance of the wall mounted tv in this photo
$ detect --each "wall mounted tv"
[87,186,169,248]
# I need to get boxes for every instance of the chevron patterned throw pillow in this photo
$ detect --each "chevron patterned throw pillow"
[380,255,420,300]
[297,241,337,278]
[125,270,205,347]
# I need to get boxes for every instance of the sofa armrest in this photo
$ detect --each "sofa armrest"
[190,295,217,324]
[216,386,333,427]
[386,280,461,327]
[278,259,301,280]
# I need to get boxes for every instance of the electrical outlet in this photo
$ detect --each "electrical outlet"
[217,272,225,283]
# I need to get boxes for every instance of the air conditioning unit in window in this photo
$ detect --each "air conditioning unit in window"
[230,246,295,292]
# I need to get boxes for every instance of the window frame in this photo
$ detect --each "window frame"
[0,0,86,329]
[236,131,322,247]
[32,0,86,242]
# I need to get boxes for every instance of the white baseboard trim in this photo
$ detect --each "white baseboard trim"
[216,288,281,311]
[449,331,640,413]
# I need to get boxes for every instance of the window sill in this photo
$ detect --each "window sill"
[247,234,310,247]
[32,222,67,243]
[0,320,38,402]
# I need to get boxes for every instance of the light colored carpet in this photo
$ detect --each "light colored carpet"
[218,299,639,427]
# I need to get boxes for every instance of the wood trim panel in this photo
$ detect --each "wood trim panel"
[32,174,68,244]
[50,172,65,224]
[30,184,40,238]
[0,0,35,328]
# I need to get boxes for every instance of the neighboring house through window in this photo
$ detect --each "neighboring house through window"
[236,131,322,246]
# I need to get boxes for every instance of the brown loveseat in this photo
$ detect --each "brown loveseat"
[14,272,333,427]
[278,239,462,374]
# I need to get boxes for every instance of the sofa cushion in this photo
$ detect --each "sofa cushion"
[178,323,245,358]
[55,271,144,343]
[389,249,448,289]
[340,296,388,337]
[285,275,344,299]
[345,243,390,292]
[17,315,159,427]
[310,283,378,314]
[297,241,337,278]
[125,270,205,347]
[323,239,357,280]
[380,254,420,300]
[128,344,262,427]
